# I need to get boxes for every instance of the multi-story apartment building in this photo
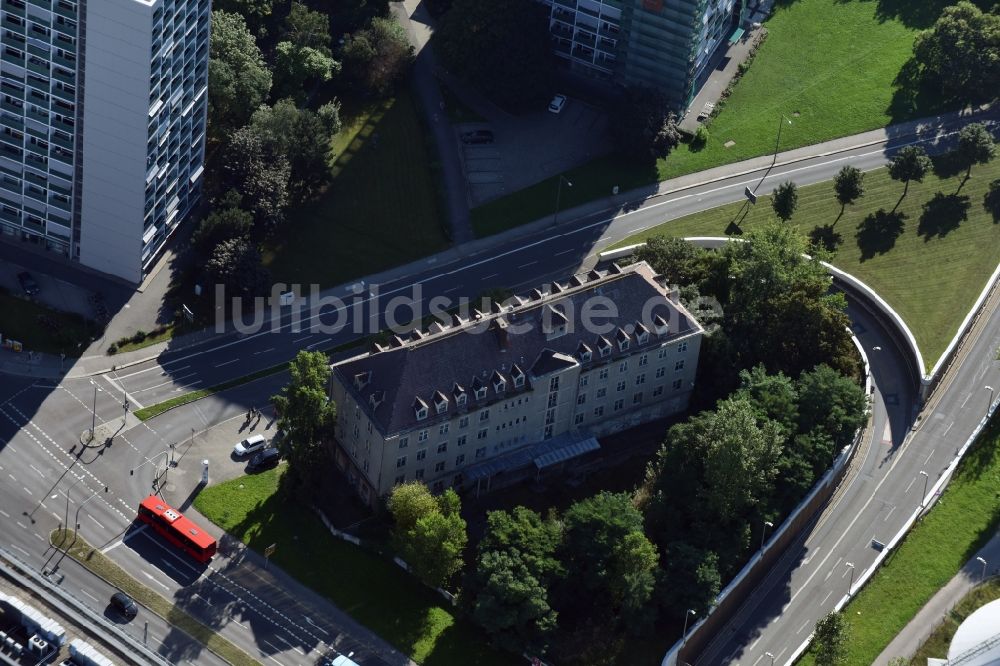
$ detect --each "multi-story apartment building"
[330,261,704,505]
[0,0,209,283]
[543,0,740,107]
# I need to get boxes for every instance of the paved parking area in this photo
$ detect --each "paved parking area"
[0,258,100,321]
[457,96,611,205]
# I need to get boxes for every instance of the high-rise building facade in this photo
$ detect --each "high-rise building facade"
[0,0,209,283]
[544,0,740,107]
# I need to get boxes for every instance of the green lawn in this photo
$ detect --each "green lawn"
[0,290,98,356]
[472,0,938,237]
[798,417,1000,665]
[909,578,1000,664]
[609,156,1000,369]
[194,468,510,666]
[262,89,449,288]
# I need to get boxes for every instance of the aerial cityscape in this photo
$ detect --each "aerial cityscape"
[0,0,998,664]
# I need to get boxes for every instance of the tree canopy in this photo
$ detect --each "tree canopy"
[388,484,467,588]
[221,126,291,232]
[888,145,931,196]
[249,99,341,197]
[771,181,799,221]
[634,236,711,287]
[611,86,681,160]
[341,16,415,97]
[834,165,865,207]
[208,11,272,133]
[912,1,1000,103]
[813,612,849,666]
[957,122,996,179]
[273,42,340,102]
[206,237,270,298]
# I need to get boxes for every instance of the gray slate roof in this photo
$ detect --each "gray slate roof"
[332,262,701,436]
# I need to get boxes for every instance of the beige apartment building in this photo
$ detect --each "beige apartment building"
[329,261,704,506]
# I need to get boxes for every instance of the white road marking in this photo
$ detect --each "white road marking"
[905,477,916,493]
[924,448,935,465]
[141,570,169,590]
[253,348,276,355]
[821,590,833,605]
[962,393,971,408]
[292,336,311,343]
[943,421,954,436]
[0,510,8,518]
[10,543,29,557]
[482,273,499,280]
[749,636,761,651]
[134,373,198,393]
[33,532,43,542]
[80,588,98,603]
[797,620,809,634]
[884,506,896,522]
[22,487,31,496]
[8,473,16,482]
[88,514,107,530]
[518,261,537,268]
[554,248,573,255]
[214,359,239,368]
[29,464,45,478]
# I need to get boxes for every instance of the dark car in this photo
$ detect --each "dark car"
[110,592,138,621]
[247,447,281,472]
[17,271,39,297]
[460,129,494,145]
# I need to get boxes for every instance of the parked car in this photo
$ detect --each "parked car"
[17,271,39,297]
[460,129,494,145]
[110,592,138,621]
[233,434,267,457]
[548,94,567,114]
[247,447,281,472]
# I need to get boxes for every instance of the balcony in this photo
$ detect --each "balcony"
[1,49,24,67]
[52,0,74,20]
[48,131,70,151]
[25,59,47,78]
[50,85,72,104]
[26,0,50,11]
[51,52,74,69]
[0,113,23,132]
[2,14,25,31]
[0,0,26,18]
[51,67,72,86]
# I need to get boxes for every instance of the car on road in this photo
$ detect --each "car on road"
[110,592,138,621]
[319,653,360,666]
[247,447,281,472]
[233,434,267,457]
[460,129,494,145]
[17,271,39,297]
[548,94,567,114]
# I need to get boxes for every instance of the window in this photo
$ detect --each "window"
[597,387,607,398]
[435,461,446,472]
[437,442,448,454]
[678,341,688,353]
[599,368,609,380]
[395,474,405,485]
[600,344,611,358]
[636,374,646,385]
[577,393,587,405]
[457,435,467,447]
[548,393,558,408]
[477,428,488,440]
[456,454,465,465]
[479,409,490,422]
[653,386,664,397]
[457,393,467,407]
[494,378,506,393]
[619,360,628,373]
[416,449,427,461]
[575,413,585,425]
[658,348,668,359]
[396,456,407,468]
[633,392,643,404]
[675,360,686,372]
[418,429,429,442]
[514,373,525,388]
[619,339,630,352]
[614,399,624,411]
[637,331,649,344]
[475,386,487,399]
[398,437,408,449]
[616,381,626,392]
[475,447,487,459]
[580,375,589,387]
[545,409,556,425]
[673,379,684,391]
[593,406,605,417]
[415,406,427,420]
[639,354,648,366]
[544,425,553,439]
[459,416,469,428]
[549,376,560,391]
[656,367,666,379]
[580,350,592,362]
[415,468,424,480]
[439,423,449,435]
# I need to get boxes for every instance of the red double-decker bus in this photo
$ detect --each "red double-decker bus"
[137,495,217,563]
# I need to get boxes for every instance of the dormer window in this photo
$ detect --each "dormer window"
[578,341,593,363]
[434,390,449,414]
[616,328,630,352]
[472,376,488,400]
[457,393,468,407]
[354,371,372,390]
[654,314,669,336]
[511,364,525,388]
[453,382,467,407]
[369,390,385,410]
[543,305,569,340]
[598,336,612,358]
[635,322,649,345]
[475,386,487,399]
[413,397,428,420]
[492,371,506,394]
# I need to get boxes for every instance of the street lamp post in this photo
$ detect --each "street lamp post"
[553,175,573,225]
[919,470,929,508]
[846,562,856,596]
[976,556,988,581]
[88,379,101,442]
[986,385,995,416]
[772,115,792,165]
[760,520,774,551]
[682,608,696,642]
[765,651,775,666]
[61,475,86,533]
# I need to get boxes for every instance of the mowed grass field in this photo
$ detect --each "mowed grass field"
[472,0,931,237]
[797,417,1000,665]
[194,468,510,666]
[262,90,449,288]
[610,156,1000,369]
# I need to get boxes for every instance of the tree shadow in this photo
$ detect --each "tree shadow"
[984,187,1000,223]
[873,0,962,28]
[856,209,907,261]
[885,57,955,123]
[809,225,843,253]
[930,150,968,180]
[918,193,970,240]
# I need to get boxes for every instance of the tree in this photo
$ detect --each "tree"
[272,350,338,497]
[634,236,711,287]
[221,126,291,231]
[282,2,331,51]
[192,196,254,255]
[205,237,270,298]
[957,122,996,180]
[985,179,1000,221]
[813,611,849,666]
[771,181,799,221]
[656,542,721,617]
[209,11,272,133]
[888,145,931,197]
[911,1,1000,103]
[249,99,341,196]
[211,0,276,30]
[833,165,864,209]
[434,0,553,110]
[478,507,563,582]
[795,365,869,459]
[273,41,340,102]
[388,485,467,588]
[559,492,658,627]
[341,16,415,97]
[735,365,798,434]
[611,86,682,160]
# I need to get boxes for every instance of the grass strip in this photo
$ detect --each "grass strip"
[909,578,1000,664]
[194,468,509,666]
[608,156,1000,369]
[49,529,259,666]
[797,417,1000,665]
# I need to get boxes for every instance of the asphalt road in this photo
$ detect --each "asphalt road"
[0,111,997,666]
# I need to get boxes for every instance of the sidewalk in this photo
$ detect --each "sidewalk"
[873,526,1000,664]
[3,103,994,381]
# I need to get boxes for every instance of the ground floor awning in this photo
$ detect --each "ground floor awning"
[463,432,601,484]
[728,27,745,44]
[533,436,600,470]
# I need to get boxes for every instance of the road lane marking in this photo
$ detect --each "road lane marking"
[518,261,537,268]
[33,532,43,542]
[749,636,761,651]
[905,477,916,493]
[554,248,573,255]
[797,620,809,634]
[214,359,239,367]
[22,487,31,496]
[9,543,29,557]
[292,336,311,343]
[80,589,98,603]
[482,273,499,280]
[253,348,276,355]
[884,506,896,522]
[8,473,16,482]
[821,590,833,605]
[924,448,935,465]
[134,373,198,393]
[0,510,8,518]
[141,570,169,590]
[88,514,107,530]
[29,464,45,478]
